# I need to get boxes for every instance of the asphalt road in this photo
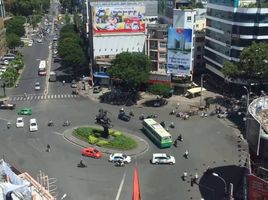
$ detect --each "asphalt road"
[0,97,244,200]
[0,2,245,199]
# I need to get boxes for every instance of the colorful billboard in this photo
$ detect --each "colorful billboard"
[92,5,145,34]
[167,28,193,75]
[248,174,268,199]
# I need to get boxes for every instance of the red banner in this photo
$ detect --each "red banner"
[248,174,268,199]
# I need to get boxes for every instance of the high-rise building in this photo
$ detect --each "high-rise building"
[204,0,268,79]
[0,0,5,17]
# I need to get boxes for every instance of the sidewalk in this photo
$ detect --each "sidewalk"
[78,83,223,111]
[63,126,149,156]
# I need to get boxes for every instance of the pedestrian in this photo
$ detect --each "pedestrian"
[173,140,178,148]
[46,144,51,152]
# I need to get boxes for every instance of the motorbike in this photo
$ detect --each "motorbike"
[129,111,134,117]
[139,114,145,120]
[63,120,70,127]
[170,122,175,128]
[77,163,87,168]
[169,110,175,115]
[48,120,54,127]
[7,122,11,129]
[115,160,125,167]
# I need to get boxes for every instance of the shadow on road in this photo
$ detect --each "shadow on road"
[199,165,248,200]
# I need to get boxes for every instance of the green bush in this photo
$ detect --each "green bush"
[88,135,99,144]
[73,127,137,150]
[107,135,137,150]
[96,140,109,147]
[109,131,122,137]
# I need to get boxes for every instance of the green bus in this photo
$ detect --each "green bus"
[142,118,172,148]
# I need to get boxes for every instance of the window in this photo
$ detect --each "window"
[160,42,166,48]
[197,55,201,60]
[197,46,202,51]
[187,16,192,21]
[159,53,166,58]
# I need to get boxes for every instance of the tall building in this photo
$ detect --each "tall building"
[204,0,268,80]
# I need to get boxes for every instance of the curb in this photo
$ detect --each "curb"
[63,126,149,156]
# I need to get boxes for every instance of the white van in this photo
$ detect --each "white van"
[29,118,38,132]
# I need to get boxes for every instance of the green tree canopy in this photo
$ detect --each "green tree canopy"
[6,33,22,49]
[148,83,172,97]
[109,52,152,90]
[222,42,268,83]
[1,66,18,87]
[5,17,25,37]
[10,0,50,16]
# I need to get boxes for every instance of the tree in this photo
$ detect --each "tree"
[6,33,22,49]
[148,83,172,97]
[222,42,268,83]
[5,17,25,37]
[95,109,112,138]
[222,61,239,78]
[109,52,152,90]
[1,67,18,87]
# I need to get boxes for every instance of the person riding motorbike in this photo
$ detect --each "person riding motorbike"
[63,120,70,126]
[7,122,11,129]
[115,159,124,167]
[129,109,134,116]
[79,159,86,167]
[48,120,54,126]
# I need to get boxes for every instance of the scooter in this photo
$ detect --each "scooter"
[115,160,125,167]
[77,163,87,168]
[48,120,54,127]
[63,120,70,127]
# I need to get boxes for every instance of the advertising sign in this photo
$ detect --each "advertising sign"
[92,5,145,34]
[167,28,192,75]
[248,174,268,199]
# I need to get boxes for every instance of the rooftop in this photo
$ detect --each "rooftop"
[248,96,268,138]
[0,159,55,200]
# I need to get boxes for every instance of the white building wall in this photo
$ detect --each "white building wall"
[93,35,146,57]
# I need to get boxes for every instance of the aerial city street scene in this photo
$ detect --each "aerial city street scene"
[0,0,268,199]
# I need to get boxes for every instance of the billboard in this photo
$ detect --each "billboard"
[248,174,268,199]
[167,28,192,75]
[92,5,146,34]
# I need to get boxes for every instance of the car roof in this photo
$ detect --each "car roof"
[112,153,124,157]
[153,153,167,157]
[83,147,95,151]
[17,117,23,120]
[21,108,31,110]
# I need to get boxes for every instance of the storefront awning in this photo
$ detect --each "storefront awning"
[93,72,110,79]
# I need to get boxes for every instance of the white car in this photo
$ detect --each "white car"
[151,153,176,165]
[16,117,24,128]
[35,82,41,91]
[36,38,42,43]
[29,118,38,132]
[109,153,131,163]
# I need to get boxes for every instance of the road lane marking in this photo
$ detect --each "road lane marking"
[52,131,63,136]
[115,172,126,200]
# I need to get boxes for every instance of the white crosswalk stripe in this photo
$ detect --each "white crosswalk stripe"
[8,94,79,102]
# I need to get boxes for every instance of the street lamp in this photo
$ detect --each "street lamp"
[212,173,227,195]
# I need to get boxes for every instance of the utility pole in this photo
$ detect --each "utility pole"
[200,74,204,107]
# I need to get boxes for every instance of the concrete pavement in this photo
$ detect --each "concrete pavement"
[63,125,149,156]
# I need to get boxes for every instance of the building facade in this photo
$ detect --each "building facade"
[204,0,268,79]
[146,24,170,83]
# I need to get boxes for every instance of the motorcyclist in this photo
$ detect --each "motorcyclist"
[170,122,175,128]
[116,159,124,167]
[184,150,189,158]
[79,159,86,167]
[7,122,11,129]
[64,120,70,126]
[46,144,51,152]
[129,109,134,116]
[119,108,124,114]
[48,120,53,126]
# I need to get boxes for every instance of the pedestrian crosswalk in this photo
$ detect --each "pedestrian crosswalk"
[9,94,79,101]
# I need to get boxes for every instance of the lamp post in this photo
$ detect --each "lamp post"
[200,74,205,107]
[212,173,227,195]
